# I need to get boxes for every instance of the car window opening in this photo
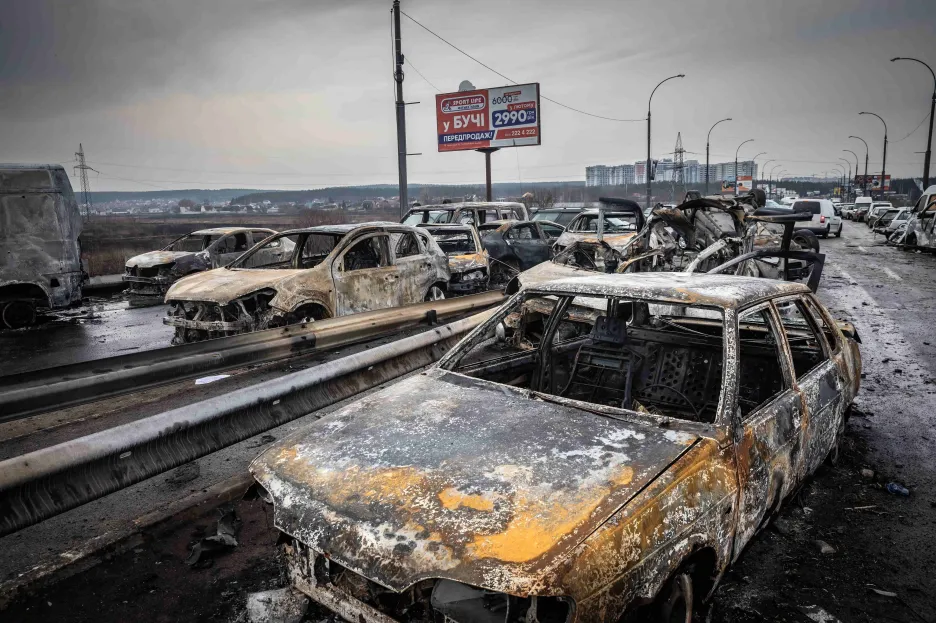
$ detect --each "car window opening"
[165,234,218,253]
[445,292,733,424]
[430,232,476,256]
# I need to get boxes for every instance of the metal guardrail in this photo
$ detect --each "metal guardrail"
[0,291,504,422]
[0,309,495,537]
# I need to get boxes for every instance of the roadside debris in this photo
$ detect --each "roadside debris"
[185,509,241,567]
[246,588,309,623]
[885,482,911,496]
[194,374,231,385]
[165,462,200,486]
[860,468,875,479]
[815,540,836,555]
[800,604,844,623]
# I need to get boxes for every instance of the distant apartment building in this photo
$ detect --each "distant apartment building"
[588,160,756,187]
[585,164,636,187]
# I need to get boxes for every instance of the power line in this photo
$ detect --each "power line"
[404,57,440,92]
[892,111,931,143]
[400,11,643,123]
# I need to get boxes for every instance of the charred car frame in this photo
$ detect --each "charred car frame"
[251,272,860,623]
[164,222,449,343]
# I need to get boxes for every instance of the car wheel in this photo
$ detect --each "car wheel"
[834,225,842,237]
[793,230,820,252]
[425,285,446,301]
[657,572,693,623]
[821,226,830,238]
[1,301,36,329]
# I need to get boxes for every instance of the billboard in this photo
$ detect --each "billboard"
[855,174,891,190]
[737,176,753,192]
[720,180,736,194]
[436,83,541,152]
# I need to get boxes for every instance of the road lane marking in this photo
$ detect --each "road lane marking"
[882,267,903,281]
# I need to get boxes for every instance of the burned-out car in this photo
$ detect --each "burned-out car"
[402,202,529,226]
[478,220,558,284]
[250,273,860,623]
[519,194,823,292]
[164,222,449,343]
[124,227,279,295]
[418,224,489,295]
[552,200,645,254]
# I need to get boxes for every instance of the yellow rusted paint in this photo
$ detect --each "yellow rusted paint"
[467,466,635,563]
[438,487,496,512]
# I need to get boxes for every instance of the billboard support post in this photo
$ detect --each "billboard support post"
[477,148,499,201]
[392,0,408,218]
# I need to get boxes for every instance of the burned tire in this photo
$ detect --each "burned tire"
[657,572,694,623]
[792,230,820,253]
[425,284,446,301]
[2,301,36,329]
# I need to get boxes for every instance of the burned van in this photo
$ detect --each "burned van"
[0,165,84,328]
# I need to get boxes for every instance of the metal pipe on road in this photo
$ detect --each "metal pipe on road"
[0,308,497,537]
[0,291,504,422]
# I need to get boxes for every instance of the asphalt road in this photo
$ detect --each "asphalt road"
[0,294,172,376]
[3,221,935,622]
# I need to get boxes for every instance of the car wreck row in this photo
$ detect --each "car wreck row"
[250,272,861,623]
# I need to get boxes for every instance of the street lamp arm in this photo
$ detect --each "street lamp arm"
[735,139,754,159]
[892,57,936,91]
[849,135,869,152]
[860,111,888,134]
[707,117,732,142]
[649,74,685,112]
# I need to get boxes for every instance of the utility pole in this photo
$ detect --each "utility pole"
[892,57,934,188]
[74,143,94,221]
[705,117,731,196]
[843,150,859,199]
[392,0,408,217]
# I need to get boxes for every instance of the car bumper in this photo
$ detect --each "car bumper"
[448,280,488,294]
[162,316,248,331]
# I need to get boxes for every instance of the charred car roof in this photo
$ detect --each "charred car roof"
[525,272,810,309]
[277,221,408,236]
[187,227,270,236]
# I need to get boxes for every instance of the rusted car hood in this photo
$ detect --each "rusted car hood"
[250,369,697,594]
[126,250,193,268]
[448,252,488,273]
[165,267,309,304]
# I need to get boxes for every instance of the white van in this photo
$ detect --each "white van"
[791,198,843,238]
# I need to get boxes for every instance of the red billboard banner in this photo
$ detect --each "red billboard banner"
[436,83,541,152]
[855,174,891,190]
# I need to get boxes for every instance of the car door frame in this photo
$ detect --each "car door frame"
[212,233,249,267]
[504,222,550,270]
[770,294,844,480]
[389,228,435,305]
[330,232,400,315]
[730,300,804,561]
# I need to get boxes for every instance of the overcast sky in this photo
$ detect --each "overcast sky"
[1,0,933,191]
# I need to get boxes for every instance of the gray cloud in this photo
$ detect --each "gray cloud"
[1,0,933,190]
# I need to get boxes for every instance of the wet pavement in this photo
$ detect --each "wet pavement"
[0,295,172,376]
[3,221,936,622]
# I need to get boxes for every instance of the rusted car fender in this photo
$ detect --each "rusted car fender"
[556,439,736,622]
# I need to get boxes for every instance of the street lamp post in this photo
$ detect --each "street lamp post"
[849,135,869,195]
[734,139,754,196]
[705,117,731,196]
[834,163,847,197]
[860,112,888,197]
[751,152,766,193]
[761,159,776,196]
[646,74,685,211]
[838,158,852,198]
[892,57,935,188]
[843,149,859,199]
[769,164,783,197]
